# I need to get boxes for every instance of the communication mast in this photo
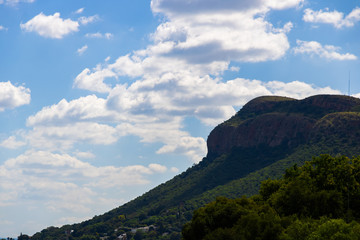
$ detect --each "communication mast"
[348,71,351,96]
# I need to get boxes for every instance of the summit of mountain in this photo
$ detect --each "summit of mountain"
[207,95,360,156]
[31,94,360,240]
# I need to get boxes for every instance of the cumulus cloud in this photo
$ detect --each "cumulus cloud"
[0,136,26,149]
[151,0,304,16]
[20,12,79,39]
[26,95,113,126]
[75,0,304,95]
[303,7,360,28]
[74,68,116,93]
[265,80,341,99]
[149,12,292,64]
[77,45,88,55]
[85,32,113,39]
[23,95,127,150]
[24,0,339,163]
[293,40,357,60]
[20,12,101,39]
[0,81,30,111]
[0,25,7,31]
[156,136,207,162]
[26,122,119,150]
[148,163,167,173]
[0,150,169,212]
[116,121,208,162]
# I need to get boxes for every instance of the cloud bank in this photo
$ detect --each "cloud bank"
[20,0,341,164]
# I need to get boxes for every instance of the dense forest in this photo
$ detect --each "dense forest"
[183,155,360,240]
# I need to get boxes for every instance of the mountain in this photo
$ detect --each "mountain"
[31,94,360,240]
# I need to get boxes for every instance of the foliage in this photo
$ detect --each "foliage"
[183,155,360,240]
[17,235,31,240]
[29,95,360,239]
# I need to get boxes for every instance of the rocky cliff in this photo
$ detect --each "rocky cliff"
[31,94,360,240]
[207,95,360,157]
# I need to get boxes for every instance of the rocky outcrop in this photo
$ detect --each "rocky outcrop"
[207,95,360,157]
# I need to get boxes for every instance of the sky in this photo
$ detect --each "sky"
[0,0,359,237]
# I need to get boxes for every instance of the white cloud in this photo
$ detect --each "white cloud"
[24,95,123,149]
[26,95,114,126]
[26,122,119,150]
[85,32,113,39]
[265,80,341,99]
[351,93,360,99]
[0,150,170,214]
[150,14,291,64]
[74,151,96,159]
[170,167,179,173]
[105,33,113,39]
[23,0,340,163]
[148,163,167,173]
[293,40,357,60]
[303,7,360,28]
[85,32,101,38]
[151,0,304,16]
[0,25,8,31]
[75,8,85,14]
[0,81,30,111]
[146,0,306,66]
[229,66,240,72]
[0,0,34,5]
[77,45,88,55]
[0,136,26,149]
[156,136,207,162]
[74,68,116,93]
[20,12,79,39]
[24,64,342,160]
[78,15,100,25]
[116,120,208,162]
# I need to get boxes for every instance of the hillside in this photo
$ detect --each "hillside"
[31,94,360,240]
[182,155,360,240]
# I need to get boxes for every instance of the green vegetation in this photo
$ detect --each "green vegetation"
[225,95,360,127]
[183,155,360,240]
[30,95,360,240]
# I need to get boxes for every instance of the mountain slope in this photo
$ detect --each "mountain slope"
[31,95,360,239]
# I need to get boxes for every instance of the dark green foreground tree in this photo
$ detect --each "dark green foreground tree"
[182,155,360,240]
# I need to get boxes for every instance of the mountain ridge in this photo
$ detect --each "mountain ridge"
[31,94,360,240]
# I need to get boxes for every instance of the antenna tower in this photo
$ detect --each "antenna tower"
[348,71,351,96]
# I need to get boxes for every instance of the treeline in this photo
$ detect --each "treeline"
[182,155,360,240]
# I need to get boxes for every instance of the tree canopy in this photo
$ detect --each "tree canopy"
[182,155,360,240]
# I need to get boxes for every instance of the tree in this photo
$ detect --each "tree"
[182,197,283,240]
[17,234,30,240]
[183,155,360,240]
[265,155,360,219]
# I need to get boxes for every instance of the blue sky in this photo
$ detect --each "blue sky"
[0,0,359,237]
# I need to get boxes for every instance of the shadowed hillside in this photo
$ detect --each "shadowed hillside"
[31,95,360,240]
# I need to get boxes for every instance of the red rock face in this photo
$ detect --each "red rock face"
[206,95,360,157]
[207,113,314,156]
